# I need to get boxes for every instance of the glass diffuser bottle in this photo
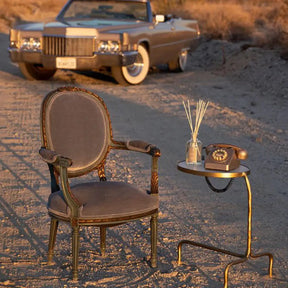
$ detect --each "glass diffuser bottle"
[186,137,202,164]
[183,99,209,165]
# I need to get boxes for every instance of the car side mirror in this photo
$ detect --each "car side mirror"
[155,14,165,24]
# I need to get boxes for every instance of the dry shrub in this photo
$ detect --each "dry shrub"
[0,0,66,29]
[184,3,254,41]
[152,0,288,47]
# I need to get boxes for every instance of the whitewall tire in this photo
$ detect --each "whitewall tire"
[112,44,150,85]
[18,63,56,80]
[168,49,188,72]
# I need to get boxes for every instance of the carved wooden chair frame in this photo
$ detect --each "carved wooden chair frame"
[39,86,160,280]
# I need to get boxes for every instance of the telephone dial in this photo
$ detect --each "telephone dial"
[204,143,248,171]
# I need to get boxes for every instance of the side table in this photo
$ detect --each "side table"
[177,161,273,288]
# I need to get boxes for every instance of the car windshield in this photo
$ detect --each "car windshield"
[59,0,148,22]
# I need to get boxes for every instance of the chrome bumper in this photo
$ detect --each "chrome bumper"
[9,49,138,69]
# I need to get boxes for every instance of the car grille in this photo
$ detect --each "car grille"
[43,36,94,56]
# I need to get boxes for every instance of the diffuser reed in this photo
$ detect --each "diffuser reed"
[183,99,209,164]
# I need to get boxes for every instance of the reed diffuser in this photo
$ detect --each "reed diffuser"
[183,99,209,164]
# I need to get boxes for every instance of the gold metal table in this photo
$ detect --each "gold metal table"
[177,161,273,288]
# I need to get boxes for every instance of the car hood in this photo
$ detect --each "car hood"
[15,19,150,33]
[13,22,44,31]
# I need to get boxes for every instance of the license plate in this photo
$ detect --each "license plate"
[56,57,77,69]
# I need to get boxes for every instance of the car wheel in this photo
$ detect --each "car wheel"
[112,45,150,85]
[18,63,56,80]
[168,50,188,72]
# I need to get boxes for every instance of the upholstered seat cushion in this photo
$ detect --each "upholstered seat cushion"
[48,181,158,220]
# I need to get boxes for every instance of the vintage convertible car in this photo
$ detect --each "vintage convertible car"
[9,0,200,85]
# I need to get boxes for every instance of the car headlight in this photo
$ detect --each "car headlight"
[21,37,41,51]
[98,41,120,53]
[9,40,18,49]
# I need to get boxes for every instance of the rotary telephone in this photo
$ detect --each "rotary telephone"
[204,143,248,171]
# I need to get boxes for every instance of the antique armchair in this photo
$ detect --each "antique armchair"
[39,87,160,280]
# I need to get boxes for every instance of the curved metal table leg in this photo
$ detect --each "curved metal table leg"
[177,174,273,287]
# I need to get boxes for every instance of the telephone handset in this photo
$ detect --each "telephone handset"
[204,143,248,171]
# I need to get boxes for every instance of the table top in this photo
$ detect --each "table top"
[177,161,250,178]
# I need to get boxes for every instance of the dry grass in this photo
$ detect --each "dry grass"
[2,0,288,47]
[152,0,288,47]
[0,0,66,31]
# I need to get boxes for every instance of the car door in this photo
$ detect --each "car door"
[148,19,180,66]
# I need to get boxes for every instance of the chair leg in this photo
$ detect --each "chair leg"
[100,226,106,256]
[72,225,80,281]
[150,213,158,268]
[48,218,58,264]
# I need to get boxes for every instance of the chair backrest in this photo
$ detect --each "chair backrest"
[40,87,112,177]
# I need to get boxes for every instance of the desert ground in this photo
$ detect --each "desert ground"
[0,28,288,288]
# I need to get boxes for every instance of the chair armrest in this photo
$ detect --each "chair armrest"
[110,140,160,194]
[126,140,160,195]
[111,139,160,157]
[39,147,73,168]
[126,140,161,157]
[39,147,81,211]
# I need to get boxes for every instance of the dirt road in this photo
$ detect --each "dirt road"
[0,32,287,287]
